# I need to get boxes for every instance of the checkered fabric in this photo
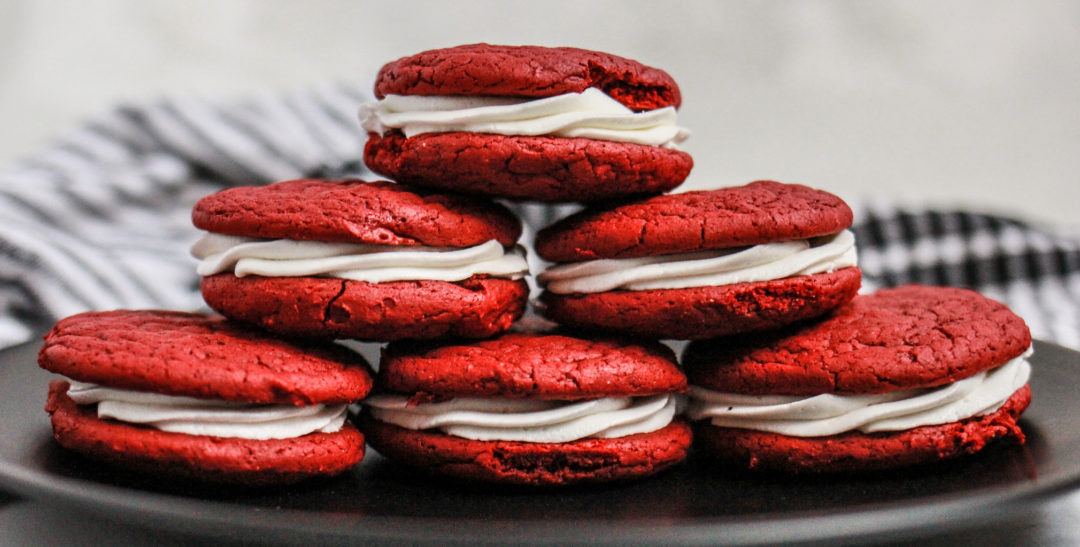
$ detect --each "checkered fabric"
[852,201,1080,348]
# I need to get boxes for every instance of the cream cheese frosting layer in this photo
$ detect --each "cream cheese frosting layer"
[365,393,678,443]
[539,230,857,294]
[358,88,690,148]
[191,234,529,283]
[65,380,348,440]
[685,349,1032,437]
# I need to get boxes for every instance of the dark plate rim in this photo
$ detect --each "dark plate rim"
[2,339,1079,545]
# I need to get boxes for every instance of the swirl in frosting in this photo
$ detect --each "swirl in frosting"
[684,348,1032,437]
[364,393,678,443]
[192,234,529,283]
[64,380,348,440]
[358,88,690,148]
[538,230,857,294]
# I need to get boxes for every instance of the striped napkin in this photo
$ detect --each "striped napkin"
[1,83,1077,349]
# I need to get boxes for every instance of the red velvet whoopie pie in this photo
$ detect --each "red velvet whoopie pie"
[536,180,862,339]
[360,43,693,203]
[191,178,529,341]
[683,286,1033,473]
[360,332,692,486]
[39,310,374,485]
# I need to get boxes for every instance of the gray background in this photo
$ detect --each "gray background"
[1,0,1078,230]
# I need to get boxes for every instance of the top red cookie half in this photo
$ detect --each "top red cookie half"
[38,310,374,405]
[192,178,521,247]
[535,180,853,262]
[683,286,1032,396]
[373,43,681,111]
[378,332,687,400]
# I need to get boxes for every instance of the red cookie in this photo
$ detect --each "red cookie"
[361,416,692,486]
[684,285,1032,395]
[373,44,682,109]
[362,332,692,485]
[535,181,861,339]
[363,43,692,203]
[683,286,1033,473]
[693,387,1030,473]
[200,275,529,341]
[541,268,861,341]
[192,178,528,341]
[193,178,520,247]
[364,132,693,203]
[39,310,374,484]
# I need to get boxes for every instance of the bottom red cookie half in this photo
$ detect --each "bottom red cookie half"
[539,267,861,340]
[694,385,1031,473]
[201,274,528,341]
[360,413,693,486]
[45,382,365,485]
[365,132,693,203]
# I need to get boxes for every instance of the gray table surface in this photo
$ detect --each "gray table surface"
[2,487,1079,546]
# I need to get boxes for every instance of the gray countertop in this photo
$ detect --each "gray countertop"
[1,488,1079,546]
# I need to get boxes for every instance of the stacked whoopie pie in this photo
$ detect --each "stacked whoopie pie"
[40,43,700,486]
[43,170,543,484]
[535,186,1032,472]
[355,43,700,485]
[529,165,1031,473]
[38,42,1033,486]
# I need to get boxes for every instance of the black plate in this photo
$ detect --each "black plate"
[1,338,1079,545]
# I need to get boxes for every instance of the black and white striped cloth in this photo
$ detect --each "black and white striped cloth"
[0,82,372,348]
[1,84,1078,349]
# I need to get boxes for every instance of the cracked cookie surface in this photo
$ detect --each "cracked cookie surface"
[38,309,374,404]
[200,275,529,341]
[373,43,681,110]
[364,132,692,203]
[377,332,686,399]
[192,178,521,247]
[535,180,854,261]
[683,285,1032,395]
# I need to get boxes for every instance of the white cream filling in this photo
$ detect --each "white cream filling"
[191,233,529,283]
[684,348,1032,437]
[65,380,348,440]
[538,230,857,294]
[364,393,677,443]
[358,88,690,149]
